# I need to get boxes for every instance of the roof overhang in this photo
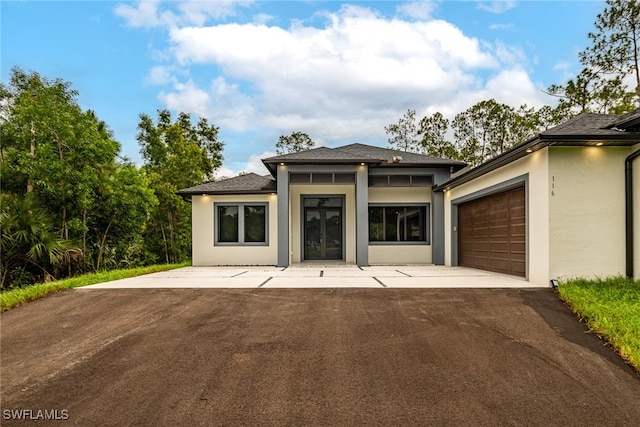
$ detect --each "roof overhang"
[262,158,382,176]
[176,189,276,196]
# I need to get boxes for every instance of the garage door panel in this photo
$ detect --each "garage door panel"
[458,185,526,277]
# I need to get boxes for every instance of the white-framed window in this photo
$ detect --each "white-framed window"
[368,204,430,244]
[215,203,268,245]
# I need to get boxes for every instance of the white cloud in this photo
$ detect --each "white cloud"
[489,23,515,31]
[115,0,253,28]
[493,40,527,67]
[158,79,212,118]
[243,151,275,175]
[130,3,545,175]
[252,13,274,25]
[476,1,517,14]
[213,165,236,180]
[114,2,165,28]
[484,68,546,107]
[146,65,177,85]
[396,1,438,21]
[161,8,507,136]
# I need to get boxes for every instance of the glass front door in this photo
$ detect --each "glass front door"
[304,198,343,260]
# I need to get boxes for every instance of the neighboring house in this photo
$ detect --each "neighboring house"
[178,110,640,286]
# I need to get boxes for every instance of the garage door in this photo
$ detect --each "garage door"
[458,186,526,276]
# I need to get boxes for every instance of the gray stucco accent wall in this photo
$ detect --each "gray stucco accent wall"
[432,169,454,265]
[356,166,369,266]
[277,165,289,267]
[431,191,445,265]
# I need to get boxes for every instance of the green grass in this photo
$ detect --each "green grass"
[557,276,640,371]
[0,261,190,312]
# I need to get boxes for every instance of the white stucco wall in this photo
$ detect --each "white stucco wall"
[191,194,278,266]
[634,145,640,281]
[368,187,432,264]
[289,184,356,263]
[548,146,628,280]
[444,149,550,286]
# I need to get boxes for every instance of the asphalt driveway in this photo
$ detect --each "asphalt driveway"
[1,288,639,426]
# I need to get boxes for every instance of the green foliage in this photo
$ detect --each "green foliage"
[0,261,190,312]
[1,67,161,283]
[451,99,541,166]
[0,68,121,238]
[88,162,158,271]
[418,112,458,159]
[558,276,640,371]
[385,109,420,152]
[547,0,640,113]
[0,193,81,288]
[387,101,555,167]
[137,109,224,264]
[276,131,315,154]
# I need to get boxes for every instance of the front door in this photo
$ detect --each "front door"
[304,198,343,260]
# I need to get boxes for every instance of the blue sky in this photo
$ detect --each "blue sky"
[2,1,605,177]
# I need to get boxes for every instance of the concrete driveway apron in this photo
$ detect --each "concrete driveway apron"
[80,265,540,289]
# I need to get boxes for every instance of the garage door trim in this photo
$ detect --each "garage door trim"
[451,174,529,278]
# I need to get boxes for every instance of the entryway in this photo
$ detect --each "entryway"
[303,197,343,261]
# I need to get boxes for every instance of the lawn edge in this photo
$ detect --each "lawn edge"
[0,261,190,312]
[556,276,640,373]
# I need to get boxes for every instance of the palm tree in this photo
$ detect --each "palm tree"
[0,193,81,288]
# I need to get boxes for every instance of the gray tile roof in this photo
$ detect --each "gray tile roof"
[176,173,276,195]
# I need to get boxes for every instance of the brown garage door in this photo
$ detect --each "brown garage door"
[458,186,526,277]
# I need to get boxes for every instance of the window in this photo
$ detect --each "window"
[369,204,429,244]
[368,175,434,187]
[290,173,355,184]
[215,203,268,245]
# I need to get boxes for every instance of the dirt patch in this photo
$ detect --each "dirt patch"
[2,288,639,426]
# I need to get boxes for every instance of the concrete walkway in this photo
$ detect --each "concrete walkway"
[80,265,543,289]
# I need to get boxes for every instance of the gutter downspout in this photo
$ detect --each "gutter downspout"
[626,148,640,278]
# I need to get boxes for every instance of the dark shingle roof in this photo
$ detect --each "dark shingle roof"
[338,143,466,166]
[262,146,377,163]
[540,111,640,140]
[261,142,466,175]
[604,109,640,130]
[176,173,276,196]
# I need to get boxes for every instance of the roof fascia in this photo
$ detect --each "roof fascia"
[539,133,640,143]
[176,189,275,196]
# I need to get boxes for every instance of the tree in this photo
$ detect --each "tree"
[137,109,224,264]
[583,0,640,105]
[546,67,635,114]
[451,100,540,167]
[546,0,640,113]
[385,109,420,152]
[89,163,157,270]
[1,67,126,277]
[0,193,80,288]
[418,112,459,159]
[0,68,120,243]
[275,131,315,154]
